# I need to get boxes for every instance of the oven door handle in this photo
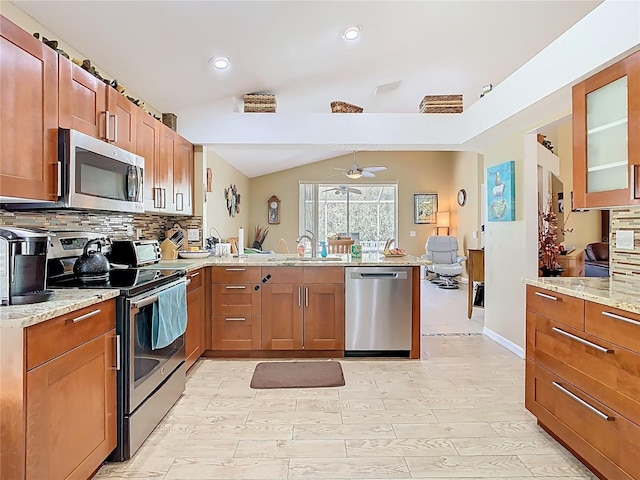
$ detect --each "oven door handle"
[131,278,191,309]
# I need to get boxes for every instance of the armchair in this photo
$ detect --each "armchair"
[424,236,467,289]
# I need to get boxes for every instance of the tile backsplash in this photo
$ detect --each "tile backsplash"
[610,207,640,285]
[0,209,203,247]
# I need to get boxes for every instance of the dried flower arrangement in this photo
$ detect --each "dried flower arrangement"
[538,198,563,274]
[252,225,270,250]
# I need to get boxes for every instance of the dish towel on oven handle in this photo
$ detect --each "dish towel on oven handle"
[151,282,188,349]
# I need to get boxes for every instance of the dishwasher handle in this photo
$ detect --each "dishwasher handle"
[351,272,408,280]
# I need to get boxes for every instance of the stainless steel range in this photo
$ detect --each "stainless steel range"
[46,232,188,461]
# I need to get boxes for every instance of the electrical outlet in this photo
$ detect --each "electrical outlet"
[410,231,416,237]
[136,228,142,239]
[472,230,478,239]
[615,230,634,250]
[187,228,200,241]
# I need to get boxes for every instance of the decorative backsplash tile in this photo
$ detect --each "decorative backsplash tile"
[0,209,203,247]
[610,207,640,284]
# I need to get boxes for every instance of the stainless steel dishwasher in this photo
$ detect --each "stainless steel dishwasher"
[345,266,412,356]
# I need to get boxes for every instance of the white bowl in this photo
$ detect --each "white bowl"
[178,250,210,259]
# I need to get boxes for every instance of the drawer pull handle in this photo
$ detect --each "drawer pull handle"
[225,285,246,289]
[189,271,200,278]
[534,292,559,301]
[551,327,614,354]
[552,382,614,421]
[225,268,246,271]
[602,311,640,326]
[70,309,101,324]
[225,317,246,321]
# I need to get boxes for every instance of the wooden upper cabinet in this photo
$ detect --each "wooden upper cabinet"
[174,134,193,214]
[0,15,58,201]
[159,126,177,213]
[136,112,161,210]
[59,55,107,139]
[573,50,640,208]
[59,56,136,151]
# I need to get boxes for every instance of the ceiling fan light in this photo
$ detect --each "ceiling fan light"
[210,56,230,69]
[346,171,362,179]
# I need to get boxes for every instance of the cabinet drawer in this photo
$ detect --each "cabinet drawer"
[186,268,204,292]
[585,301,640,353]
[211,284,261,315]
[303,266,344,284]
[526,361,639,480]
[527,313,640,424]
[211,266,261,283]
[526,285,584,330]
[261,267,303,284]
[26,299,116,370]
[211,315,261,350]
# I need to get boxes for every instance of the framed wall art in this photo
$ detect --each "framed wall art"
[268,195,280,224]
[414,193,438,224]
[486,160,515,222]
[224,184,240,217]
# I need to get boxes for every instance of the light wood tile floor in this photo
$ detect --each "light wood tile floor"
[95,281,596,479]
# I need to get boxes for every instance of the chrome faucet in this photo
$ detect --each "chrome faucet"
[296,230,317,257]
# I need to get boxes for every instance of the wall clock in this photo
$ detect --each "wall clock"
[268,195,280,224]
[457,189,467,207]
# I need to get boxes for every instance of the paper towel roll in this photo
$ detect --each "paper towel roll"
[238,227,244,255]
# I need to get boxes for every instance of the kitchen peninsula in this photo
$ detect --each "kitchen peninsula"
[523,276,640,480]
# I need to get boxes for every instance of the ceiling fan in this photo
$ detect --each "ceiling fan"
[329,152,387,179]
[322,185,362,195]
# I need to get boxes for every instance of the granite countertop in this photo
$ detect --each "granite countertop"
[0,289,120,329]
[523,277,640,315]
[153,253,428,272]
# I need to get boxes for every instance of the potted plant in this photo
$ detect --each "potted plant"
[538,198,565,276]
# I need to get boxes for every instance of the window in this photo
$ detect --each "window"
[299,183,398,253]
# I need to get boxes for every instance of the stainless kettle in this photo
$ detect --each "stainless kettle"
[73,239,111,277]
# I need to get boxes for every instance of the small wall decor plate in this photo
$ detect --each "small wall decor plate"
[178,250,210,259]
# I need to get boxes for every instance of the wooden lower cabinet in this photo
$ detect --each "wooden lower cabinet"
[261,267,344,351]
[1,299,117,480]
[185,268,205,371]
[525,285,640,480]
[26,330,117,480]
[209,267,262,350]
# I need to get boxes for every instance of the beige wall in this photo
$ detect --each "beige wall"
[451,151,484,273]
[247,151,465,256]
[205,148,250,244]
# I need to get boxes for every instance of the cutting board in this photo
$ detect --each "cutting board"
[165,223,185,250]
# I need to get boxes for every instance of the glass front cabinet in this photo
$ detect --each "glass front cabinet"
[573,50,640,209]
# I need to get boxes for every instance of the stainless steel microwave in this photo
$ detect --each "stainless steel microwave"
[3,129,144,213]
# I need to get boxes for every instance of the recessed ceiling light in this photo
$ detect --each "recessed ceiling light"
[343,26,361,41]
[210,56,230,69]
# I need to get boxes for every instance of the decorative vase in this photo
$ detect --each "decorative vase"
[540,266,564,277]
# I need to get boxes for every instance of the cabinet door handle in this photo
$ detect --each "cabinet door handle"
[305,286,309,307]
[225,317,246,321]
[111,113,118,142]
[153,188,160,208]
[225,285,246,289]
[552,382,614,421]
[602,311,640,326]
[551,327,614,354]
[176,192,184,211]
[103,110,110,141]
[69,309,101,324]
[115,334,121,371]
[162,188,167,208]
[225,268,246,271]
[189,271,200,278]
[56,160,62,197]
[298,286,302,307]
[534,291,559,301]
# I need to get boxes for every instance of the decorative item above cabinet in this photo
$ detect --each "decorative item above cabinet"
[572,50,640,209]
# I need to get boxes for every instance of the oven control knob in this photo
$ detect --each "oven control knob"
[161,367,165,375]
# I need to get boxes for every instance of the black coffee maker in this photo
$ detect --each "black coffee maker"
[0,227,53,305]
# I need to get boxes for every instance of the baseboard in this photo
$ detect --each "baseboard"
[483,327,524,359]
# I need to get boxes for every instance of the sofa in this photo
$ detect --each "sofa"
[584,242,610,277]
